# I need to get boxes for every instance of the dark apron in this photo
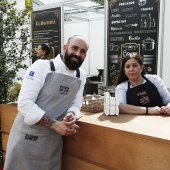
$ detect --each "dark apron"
[4,61,81,170]
[126,76,163,107]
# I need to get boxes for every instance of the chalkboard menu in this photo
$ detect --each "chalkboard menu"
[32,7,61,62]
[107,0,160,86]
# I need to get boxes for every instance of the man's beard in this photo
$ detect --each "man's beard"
[64,51,84,70]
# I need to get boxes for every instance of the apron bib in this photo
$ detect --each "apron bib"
[4,61,81,170]
[126,76,163,107]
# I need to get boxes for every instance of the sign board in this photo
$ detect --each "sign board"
[107,0,160,86]
[32,7,61,62]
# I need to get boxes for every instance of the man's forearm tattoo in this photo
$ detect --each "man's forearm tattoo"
[39,115,56,127]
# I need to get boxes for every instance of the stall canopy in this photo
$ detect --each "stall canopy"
[9,0,104,22]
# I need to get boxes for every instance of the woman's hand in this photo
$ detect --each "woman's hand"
[160,105,170,115]
[148,106,162,115]
[119,104,162,115]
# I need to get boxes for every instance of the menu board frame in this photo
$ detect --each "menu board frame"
[106,0,160,86]
[32,7,62,62]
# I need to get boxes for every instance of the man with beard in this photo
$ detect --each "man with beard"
[4,35,89,170]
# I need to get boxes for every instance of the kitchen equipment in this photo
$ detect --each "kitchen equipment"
[97,85,115,96]
[142,37,155,51]
[97,68,104,82]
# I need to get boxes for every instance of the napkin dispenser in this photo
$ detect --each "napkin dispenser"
[104,92,119,116]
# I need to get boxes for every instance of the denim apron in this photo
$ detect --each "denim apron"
[4,61,81,170]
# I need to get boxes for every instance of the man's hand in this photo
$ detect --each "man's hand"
[52,120,71,136]
[63,112,75,124]
[63,112,80,136]
[39,113,79,136]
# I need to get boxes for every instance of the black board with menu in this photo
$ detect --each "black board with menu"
[32,7,61,63]
[107,0,160,86]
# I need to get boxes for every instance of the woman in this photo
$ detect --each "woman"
[36,43,54,60]
[116,53,170,115]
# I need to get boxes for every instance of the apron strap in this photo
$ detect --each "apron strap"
[128,81,130,89]
[76,69,80,78]
[128,75,149,89]
[142,75,151,84]
[50,60,80,78]
[50,61,55,71]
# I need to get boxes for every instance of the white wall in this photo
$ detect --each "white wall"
[64,21,90,75]
[89,19,104,75]
[64,19,104,76]
[161,0,170,88]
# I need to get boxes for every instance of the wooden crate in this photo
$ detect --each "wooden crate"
[2,152,6,164]
[1,103,18,133]
[0,103,18,164]
[2,133,9,152]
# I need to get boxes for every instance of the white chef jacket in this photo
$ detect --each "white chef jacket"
[18,54,86,125]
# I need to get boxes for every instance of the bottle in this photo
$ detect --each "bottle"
[140,19,143,28]
[143,19,147,28]
[152,18,156,27]
[147,13,152,28]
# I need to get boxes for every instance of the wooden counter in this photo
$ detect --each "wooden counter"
[62,112,170,170]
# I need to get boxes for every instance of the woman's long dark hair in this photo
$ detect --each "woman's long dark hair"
[116,53,145,86]
[40,43,55,59]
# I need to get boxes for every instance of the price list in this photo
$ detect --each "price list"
[107,0,160,86]
[32,7,61,62]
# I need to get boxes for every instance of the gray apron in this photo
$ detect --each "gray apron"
[4,61,81,170]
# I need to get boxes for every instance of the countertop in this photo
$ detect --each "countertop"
[78,111,170,143]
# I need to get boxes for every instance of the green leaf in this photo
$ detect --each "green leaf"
[0,0,34,104]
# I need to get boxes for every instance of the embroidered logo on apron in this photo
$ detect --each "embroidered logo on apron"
[25,134,38,141]
[137,91,150,105]
[59,85,69,95]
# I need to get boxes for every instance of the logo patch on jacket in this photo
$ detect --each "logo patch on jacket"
[26,71,35,80]
[29,71,35,76]
[59,85,69,95]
